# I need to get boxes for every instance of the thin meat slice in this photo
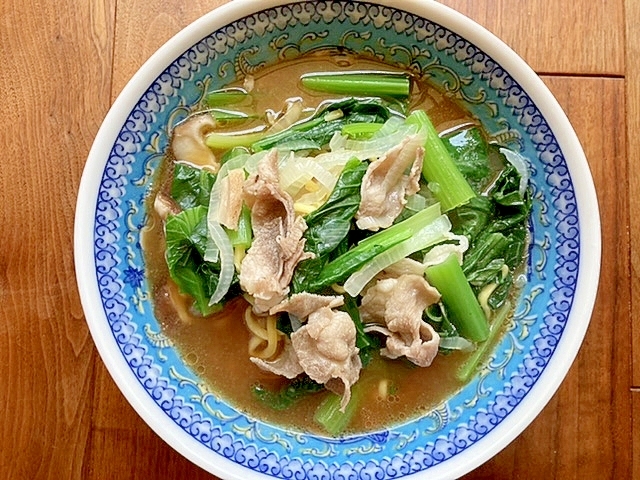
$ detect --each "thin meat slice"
[250,338,304,379]
[361,274,441,367]
[252,294,361,412]
[239,150,313,313]
[269,292,344,318]
[171,114,219,173]
[217,168,245,230]
[356,134,424,231]
[291,307,361,412]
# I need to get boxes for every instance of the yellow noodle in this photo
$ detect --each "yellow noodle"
[248,335,266,357]
[378,379,389,400]
[233,245,246,272]
[477,283,498,320]
[244,307,283,360]
[244,307,269,340]
[261,315,279,359]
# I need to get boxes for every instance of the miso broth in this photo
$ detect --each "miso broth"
[142,50,529,435]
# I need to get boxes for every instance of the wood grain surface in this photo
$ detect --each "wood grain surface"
[0,0,635,479]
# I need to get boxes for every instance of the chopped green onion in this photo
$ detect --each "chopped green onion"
[425,253,489,342]
[301,71,411,98]
[406,110,475,211]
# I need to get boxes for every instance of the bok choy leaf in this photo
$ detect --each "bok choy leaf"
[171,163,216,210]
[165,205,229,316]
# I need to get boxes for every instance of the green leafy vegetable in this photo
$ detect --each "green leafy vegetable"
[251,376,324,411]
[442,126,491,193]
[450,157,532,309]
[171,163,216,210]
[340,293,376,366]
[292,158,368,293]
[210,108,255,125]
[205,87,249,107]
[252,97,393,152]
[303,204,441,292]
[341,122,384,139]
[344,209,451,297]
[226,204,252,248]
[205,130,266,151]
[457,300,512,382]
[164,206,225,316]
[304,158,367,256]
[314,388,361,436]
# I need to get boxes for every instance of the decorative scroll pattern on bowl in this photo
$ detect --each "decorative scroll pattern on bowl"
[93,1,577,477]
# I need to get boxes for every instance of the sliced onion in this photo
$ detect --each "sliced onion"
[295,157,337,191]
[405,193,428,212]
[439,336,474,351]
[207,219,235,306]
[344,215,451,296]
[421,233,469,269]
[266,97,304,134]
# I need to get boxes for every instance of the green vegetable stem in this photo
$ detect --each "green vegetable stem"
[456,300,512,382]
[314,388,360,436]
[205,87,249,107]
[301,71,411,99]
[406,110,475,212]
[425,253,489,342]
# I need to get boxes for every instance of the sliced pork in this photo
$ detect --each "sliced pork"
[291,307,361,412]
[252,292,361,412]
[361,274,441,367]
[217,168,245,230]
[239,150,313,314]
[250,338,304,379]
[269,292,344,318]
[356,135,424,231]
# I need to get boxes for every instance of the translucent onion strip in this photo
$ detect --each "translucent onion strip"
[421,232,469,269]
[439,336,474,351]
[207,219,235,306]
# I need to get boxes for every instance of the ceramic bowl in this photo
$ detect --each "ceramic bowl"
[74,1,601,478]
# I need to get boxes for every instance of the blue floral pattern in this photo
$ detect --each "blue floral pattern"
[92,1,579,477]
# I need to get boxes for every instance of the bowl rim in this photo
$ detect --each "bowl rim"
[74,0,601,478]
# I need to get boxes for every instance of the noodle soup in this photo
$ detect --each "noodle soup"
[142,50,531,435]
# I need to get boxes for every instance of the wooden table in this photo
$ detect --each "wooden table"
[0,0,636,478]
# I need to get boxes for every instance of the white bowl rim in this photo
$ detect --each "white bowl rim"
[74,0,601,479]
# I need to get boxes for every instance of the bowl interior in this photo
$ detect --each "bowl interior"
[75,1,599,479]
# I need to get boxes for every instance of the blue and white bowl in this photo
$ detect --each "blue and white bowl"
[74,1,601,478]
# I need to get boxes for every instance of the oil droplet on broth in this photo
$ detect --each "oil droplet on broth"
[185,352,198,365]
